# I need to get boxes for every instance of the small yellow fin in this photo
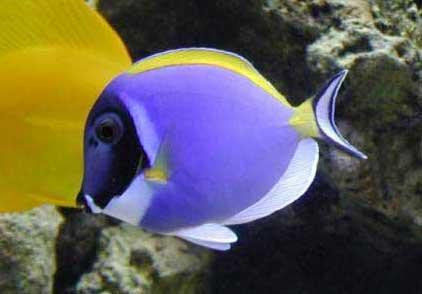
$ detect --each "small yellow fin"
[144,168,168,183]
[143,137,170,184]
[128,48,291,107]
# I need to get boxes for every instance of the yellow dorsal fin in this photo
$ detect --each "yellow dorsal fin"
[0,1,131,212]
[0,0,130,64]
[128,48,291,107]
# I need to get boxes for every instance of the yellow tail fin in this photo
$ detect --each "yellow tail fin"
[0,0,131,212]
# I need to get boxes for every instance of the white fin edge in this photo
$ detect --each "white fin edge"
[133,47,257,71]
[223,138,319,225]
[168,223,237,251]
[181,237,232,251]
[314,70,367,159]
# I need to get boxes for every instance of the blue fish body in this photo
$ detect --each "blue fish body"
[116,65,297,232]
[79,48,366,250]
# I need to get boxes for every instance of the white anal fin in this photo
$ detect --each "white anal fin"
[182,237,231,251]
[223,138,319,225]
[169,223,238,251]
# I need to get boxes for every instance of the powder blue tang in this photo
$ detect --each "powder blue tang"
[79,48,366,250]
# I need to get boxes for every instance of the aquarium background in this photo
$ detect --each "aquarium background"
[0,0,421,293]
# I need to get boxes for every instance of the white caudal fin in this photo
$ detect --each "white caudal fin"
[223,138,319,225]
[314,70,367,160]
[169,223,238,251]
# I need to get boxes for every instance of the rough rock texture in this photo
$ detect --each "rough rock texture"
[0,206,63,294]
[75,224,210,294]
[54,210,111,294]
[53,210,210,294]
[98,0,320,100]
[306,0,422,228]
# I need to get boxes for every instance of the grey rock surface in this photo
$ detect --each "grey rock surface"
[54,210,210,294]
[0,206,63,294]
[75,224,210,294]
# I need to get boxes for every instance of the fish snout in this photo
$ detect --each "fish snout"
[77,191,103,213]
[76,191,92,213]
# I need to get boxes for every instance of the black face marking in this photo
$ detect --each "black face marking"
[78,91,150,210]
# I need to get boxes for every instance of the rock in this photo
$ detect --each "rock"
[372,0,422,47]
[98,0,320,101]
[0,206,63,294]
[54,209,210,294]
[85,0,98,9]
[75,223,210,294]
[306,0,422,227]
[54,209,111,294]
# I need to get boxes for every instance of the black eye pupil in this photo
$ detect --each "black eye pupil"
[95,116,122,144]
[100,123,115,140]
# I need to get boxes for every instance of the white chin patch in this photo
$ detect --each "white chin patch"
[84,175,154,226]
[102,175,154,226]
[85,195,103,214]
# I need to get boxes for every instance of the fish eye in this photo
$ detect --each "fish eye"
[94,113,124,144]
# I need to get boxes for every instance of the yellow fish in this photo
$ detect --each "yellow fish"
[0,0,131,211]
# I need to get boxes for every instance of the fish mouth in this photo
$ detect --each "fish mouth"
[76,191,90,212]
[84,194,104,213]
[76,192,103,214]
